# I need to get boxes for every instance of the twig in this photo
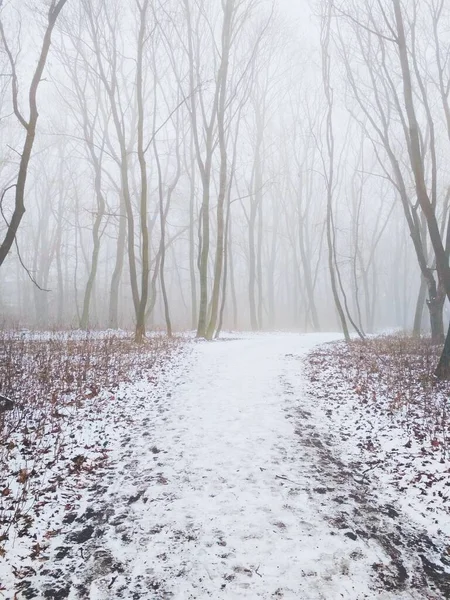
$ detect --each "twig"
[275,474,302,486]
[353,460,382,484]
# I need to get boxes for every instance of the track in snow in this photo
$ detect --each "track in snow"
[27,333,449,599]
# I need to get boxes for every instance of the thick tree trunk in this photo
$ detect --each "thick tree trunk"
[426,283,445,344]
[413,276,427,336]
[435,321,450,379]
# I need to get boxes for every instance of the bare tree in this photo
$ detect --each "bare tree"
[0,0,69,268]
[320,0,350,341]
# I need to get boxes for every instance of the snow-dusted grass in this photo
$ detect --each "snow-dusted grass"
[0,329,180,586]
[306,333,450,537]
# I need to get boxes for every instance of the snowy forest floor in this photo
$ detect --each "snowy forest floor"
[1,332,450,599]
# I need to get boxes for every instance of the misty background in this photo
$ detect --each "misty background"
[0,0,447,339]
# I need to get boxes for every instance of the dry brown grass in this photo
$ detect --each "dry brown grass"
[308,334,450,457]
[0,330,180,551]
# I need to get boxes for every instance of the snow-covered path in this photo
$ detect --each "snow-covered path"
[117,332,363,599]
[28,333,446,599]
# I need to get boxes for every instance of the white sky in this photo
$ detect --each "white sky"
[276,0,318,46]
[277,0,312,19]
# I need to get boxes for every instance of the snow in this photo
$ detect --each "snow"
[1,333,449,598]
[306,339,450,549]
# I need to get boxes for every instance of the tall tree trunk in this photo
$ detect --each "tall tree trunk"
[248,202,259,331]
[154,140,173,337]
[413,277,427,336]
[109,197,126,329]
[188,140,198,330]
[135,0,150,343]
[228,216,238,329]
[205,0,233,340]
[321,3,350,341]
[80,162,105,329]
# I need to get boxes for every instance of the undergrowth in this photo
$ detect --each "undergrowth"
[309,334,450,458]
[0,330,178,557]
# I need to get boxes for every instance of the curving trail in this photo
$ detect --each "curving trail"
[30,333,446,599]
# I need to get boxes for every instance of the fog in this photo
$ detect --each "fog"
[0,0,449,341]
